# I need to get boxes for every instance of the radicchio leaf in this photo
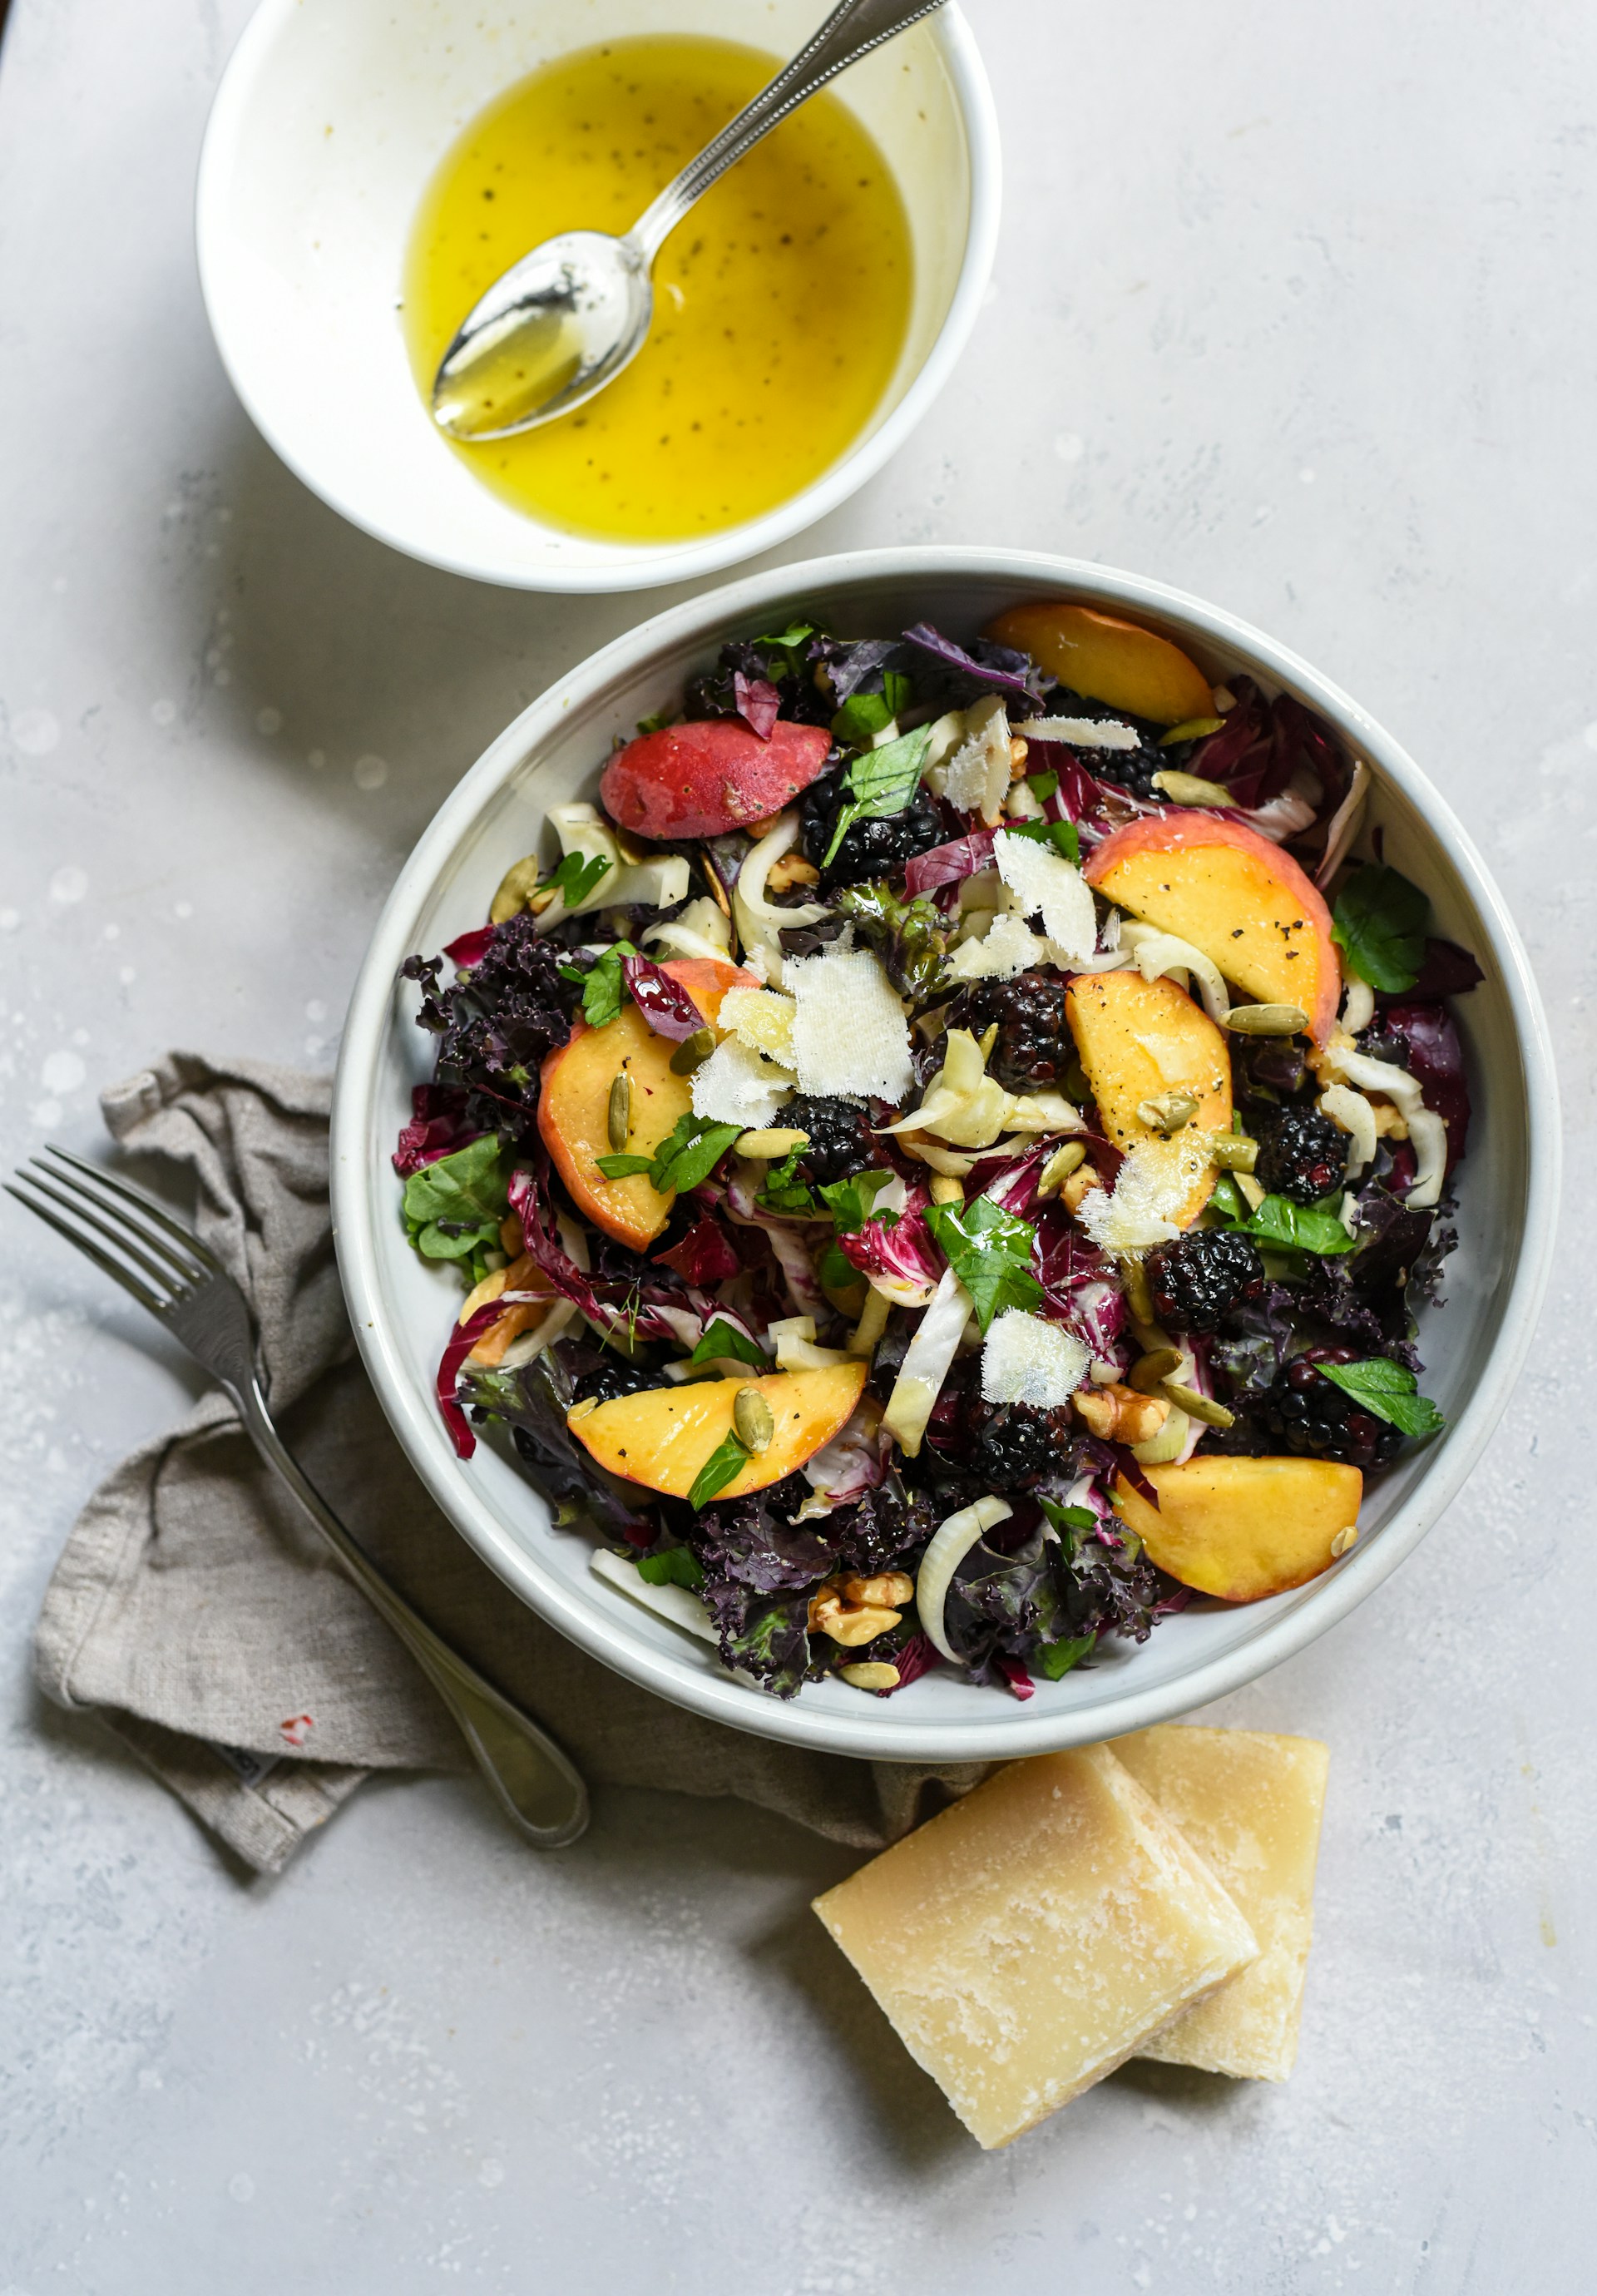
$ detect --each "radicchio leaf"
[653,1208,742,1285]
[393,1084,484,1175]
[902,827,1001,898]
[621,953,705,1042]
[732,671,781,741]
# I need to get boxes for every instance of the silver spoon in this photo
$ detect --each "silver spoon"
[431,0,947,443]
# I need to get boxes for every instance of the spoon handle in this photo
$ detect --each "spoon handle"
[630,0,948,260]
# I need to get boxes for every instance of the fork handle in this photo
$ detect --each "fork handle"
[238,1382,589,1848]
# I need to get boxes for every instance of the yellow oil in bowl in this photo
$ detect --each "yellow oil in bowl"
[402,35,914,544]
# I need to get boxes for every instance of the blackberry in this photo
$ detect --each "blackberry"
[1145,1228,1264,1332]
[784,1094,878,1187]
[1261,1348,1402,1470]
[964,1400,1070,1490]
[1044,687,1166,799]
[799,769,946,888]
[946,972,1074,1092]
[1256,1108,1347,1205]
[571,1357,663,1408]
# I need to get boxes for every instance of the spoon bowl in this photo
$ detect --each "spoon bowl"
[433,230,651,442]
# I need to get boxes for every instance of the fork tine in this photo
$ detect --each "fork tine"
[20,1165,195,1299]
[39,1144,223,1279]
[4,1180,168,1317]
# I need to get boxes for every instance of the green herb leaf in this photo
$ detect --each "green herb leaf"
[635,709,675,736]
[688,1430,749,1510]
[924,1196,1044,1334]
[817,1169,894,1235]
[1004,818,1081,864]
[636,1545,706,1589]
[757,1144,816,1215]
[1038,1497,1099,1539]
[401,1136,510,1270]
[1035,1630,1097,1680]
[818,1240,863,1294]
[820,723,934,868]
[651,1115,744,1197]
[1026,768,1060,802]
[1314,1356,1446,1437]
[1235,1192,1357,1255]
[539,849,612,912]
[830,690,895,748]
[688,1319,770,1369]
[1332,863,1428,992]
[833,880,952,1002]
[753,621,817,652]
[576,938,637,1029]
[1209,1172,1248,1223]
[594,1153,656,1180]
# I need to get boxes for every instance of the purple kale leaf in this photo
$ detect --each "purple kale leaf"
[403,913,581,1141]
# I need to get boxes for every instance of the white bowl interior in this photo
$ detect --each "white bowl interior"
[198,0,986,590]
[333,550,1557,1761]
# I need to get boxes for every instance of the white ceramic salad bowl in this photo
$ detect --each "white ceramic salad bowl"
[331,547,1559,1760]
[195,0,998,594]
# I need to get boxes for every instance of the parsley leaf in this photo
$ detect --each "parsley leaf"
[596,1112,743,1195]
[1332,864,1428,992]
[1026,768,1060,802]
[401,1135,510,1280]
[687,1430,749,1511]
[1314,1357,1446,1437]
[1037,1496,1100,1546]
[1211,1181,1355,1255]
[924,1196,1043,1334]
[571,938,636,1028]
[818,1240,863,1294]
[636,1545,706,1589]
[1004,817,1081,864]
[539,849,612,912]
[820,723,934,868]
[758,1144,817,1215]
[689,1319,770,1369]
[635,709,675,736]
[829,671,912,751]
[817,1169,894,1235]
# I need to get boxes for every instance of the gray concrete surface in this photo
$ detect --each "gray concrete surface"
[1,0,1591,2287]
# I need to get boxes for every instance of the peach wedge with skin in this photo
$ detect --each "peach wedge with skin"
[982,601,1214,727]
[1112,1457,1363,1602]
[537,956,757,1250]
[1085,814,1339,1045]
[1064,969,1232,1226]
[569,1363,868,1502]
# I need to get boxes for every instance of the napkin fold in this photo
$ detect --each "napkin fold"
[33,1054,984,1874]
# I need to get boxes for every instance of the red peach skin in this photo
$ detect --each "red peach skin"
[601,720,833,841]
[1085,814,1340,1044]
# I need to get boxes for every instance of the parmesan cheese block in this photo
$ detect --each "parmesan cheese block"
[811,1747,1258,2148]
[1112,1725,1329,2081]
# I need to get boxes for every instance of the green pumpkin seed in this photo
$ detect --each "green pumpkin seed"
[1036,1140,1087,1198]
[731,1385,774,1453]
[1157,717,1227,748]
[1129,1347,1184,1394]
[1136,1089,1199,1136]
[1150,769,1232,805]
[1222,1003,1309,1036]
[670,1027,716,1076]
[1209,1132,1259,1171]
[606,1069,632,1152]
[1161,1380,1236,1429]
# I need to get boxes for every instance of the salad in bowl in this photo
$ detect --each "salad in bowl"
[391,596,1476,1703]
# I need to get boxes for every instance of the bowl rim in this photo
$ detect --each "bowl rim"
[194,0,1002,595]
[331,544,1561,1760]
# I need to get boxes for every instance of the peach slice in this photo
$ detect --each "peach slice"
[538,956,757,1249]
[570,1362,868,1502]
[1112,1457,1363,1602]
[1064,969,1232,1226]
[601,720,833,842]
[982,601,1214,727]
[1085,814,1339,1045]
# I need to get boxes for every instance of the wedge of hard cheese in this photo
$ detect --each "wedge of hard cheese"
[1113,1725,1330,2081]
[811,1745,1258,2149]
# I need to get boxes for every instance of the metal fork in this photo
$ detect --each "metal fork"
[7,1146,588,1848]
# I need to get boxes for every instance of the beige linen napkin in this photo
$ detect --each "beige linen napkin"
[32,1053,982,1873]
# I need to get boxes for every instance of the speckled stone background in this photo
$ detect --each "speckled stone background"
[1,0,1591,2287]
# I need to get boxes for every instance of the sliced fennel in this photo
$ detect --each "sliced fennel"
[916,1496,1014,1665]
